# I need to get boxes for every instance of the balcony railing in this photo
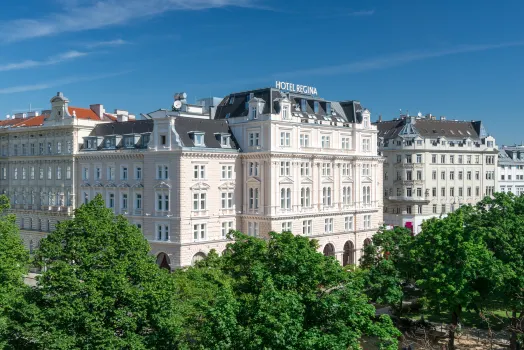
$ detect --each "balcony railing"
[387,196,430,203]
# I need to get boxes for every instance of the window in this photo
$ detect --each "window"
[157,224,169,241]
[121,167,128,180]
[249,162,259,177]
[407,187,412,197]
[300,99,307,112]
[221,192,234,209]
[416,171,422,180]
[39,143,44,155]
[450,187,455,196]
[281,221,292,232]
[432,170,437,180]
[467,155,472,164]
[345,216,354,231]
[467,187,472,196]
[282,106,289,120]
[458,155,463,164]
[458,171,463,180]
[251,107,257,120]
[13,167,18,180]
[280,131,291,147]
[1,167,5,180]
[432,187,437,197]
[248,188,259,209]
[135,194,142,209]
[324,218,333,233]
[406,206,412,214]
[459,187,463,197]
[301,162,311,176]
[248,222,259,237]
[40,167,44,180]
[475,155,480,164]
[22,144,27,156]
[406,171,412,181]
[362,164,370,176]
[416,154,422,163]
[467,171,472,180]
[450,171,454,180]
[476,186,480,196]
[450,155,455,164]
[122,194,128,210]
[56,167,62,180]
[342,163,351,176]
[433,204,437,214]
[441,155,446,163]
[248,132,260,147]
[108,193,115,208]
[280,188,292,209]
[300,187,311,207]
[221,165,233,179]
[364,215,371,229]
[160,135,167,146]
[418,205,423,214]
[432,154,437,163]
[57,142,62,154]
[322,187,332,206]
[299,134,310,147]
[66,166,71,180]
[193,165,206,179]
[406,155,412,164]
[342,186,352,205]
[362,139,371,152]
[107,167,115,181]
[193,193,206,211]
[441,187,446,196]
[157,165,169,179]
[67,141,72,153]
[94,167,101,180]
[193,133,205,146]
[302,220,312,235]
[21,167,26,180]
[47,166,52,180]
[416,188,422,197]
[487,141,494,147]
[193,223,207,241]
[341,137,351,149]
[321,135,331,148]
[156,193,169,211]
[322,163,332,176]
[396,155,402,163]
[280,161,291,176]
[13,144,19,156]
[362,186,371,204]
[221,222,233,239]
[30,143,35,155]
[135,167,142,180]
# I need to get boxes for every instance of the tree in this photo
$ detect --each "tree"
[177,231,401,350]
[410,207,502,349]
[4,195,182,349]
[469,192,524,350]
[0,195,29,349]
[361,226,413,314]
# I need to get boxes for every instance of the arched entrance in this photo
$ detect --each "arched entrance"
[363,238,372,247]
[323,243,335,257]
[191,252,207,265]
[343,241,355,266]
[156,253,171,271]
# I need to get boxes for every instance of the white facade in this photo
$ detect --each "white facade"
[377,115,498,234]
[498,146,524,195]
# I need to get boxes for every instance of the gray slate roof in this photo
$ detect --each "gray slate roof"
[375,118,484,140]
[499,146,524,165]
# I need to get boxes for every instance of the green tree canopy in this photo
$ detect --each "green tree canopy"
[5,195,181,349]
[175,231,401,350]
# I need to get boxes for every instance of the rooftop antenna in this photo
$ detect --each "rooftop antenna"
[12,103,44,113]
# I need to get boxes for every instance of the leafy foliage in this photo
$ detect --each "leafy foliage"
[176,231,401,350]
[4,195,182,349]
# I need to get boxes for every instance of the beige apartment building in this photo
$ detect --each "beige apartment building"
[376,113,497,234]
[3,88,383,269]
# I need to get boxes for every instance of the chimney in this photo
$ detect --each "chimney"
[440,116,446,121]
[378,114,382,122]
[115,109,129,122]
[90,104,105,119]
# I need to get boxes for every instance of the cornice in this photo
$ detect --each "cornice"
[181,152,239,159]
[77,153,144,160]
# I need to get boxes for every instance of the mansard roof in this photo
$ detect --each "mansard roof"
[375,117,485,140]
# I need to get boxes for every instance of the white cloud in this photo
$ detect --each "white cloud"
[0,70,132,94]
[85,39,129,48]
[0,0,261,42]
[0,51,88,72]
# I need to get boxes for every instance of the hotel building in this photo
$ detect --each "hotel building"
[497,145,524,195]
[3,87,383,269]
[375,113,497,234]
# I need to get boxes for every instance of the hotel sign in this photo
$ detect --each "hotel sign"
[275,81,318,96]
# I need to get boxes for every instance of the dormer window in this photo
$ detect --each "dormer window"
[326,102,331,116]
[225,113,231,119]
[124,136,135,148]
[282,106,289,120]
[301,99,307,113]
[229,95,235,105]
[220,134,231,148]
[105,137,116,149]
[84,138,97,150]
[193,133,205,146]
[314,101,319,114]
[251,107,257,120]
[141,133,150,148]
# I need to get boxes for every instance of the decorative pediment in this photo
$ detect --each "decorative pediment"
[279,176,294,185]
[218,181,236,190]
[321,176,334,184]
[132,182,144,188]
[118,182,130,188]
[94,182,104,188]
[155,181,172,189]
[246,177,261,184]
[362,176,372,183]
[105,182,117,188]
[81,182,91,188]
[342,176,353,183]
[190,182,210,191]
[301,176,313,184]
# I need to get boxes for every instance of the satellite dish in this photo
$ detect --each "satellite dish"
[173,100,182,110]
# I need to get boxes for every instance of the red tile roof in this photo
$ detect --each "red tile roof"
[68,106,100,120]
[103,113,117,121]
[0,115,46,128]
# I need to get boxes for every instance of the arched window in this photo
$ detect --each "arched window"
[343,241,355,266]
[363,238,372,247]
[192,252,207,265]
[323,243,335,257]
[156,253,171,271]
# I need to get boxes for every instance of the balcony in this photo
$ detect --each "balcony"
[387,196,430,204]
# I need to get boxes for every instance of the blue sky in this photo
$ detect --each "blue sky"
[0,0,523,145]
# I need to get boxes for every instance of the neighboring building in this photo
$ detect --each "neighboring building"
[3,88,383,269]
[214,87,383,266]
[375,113,498,234]
[498,145,524,195]
[0,92,117,255]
